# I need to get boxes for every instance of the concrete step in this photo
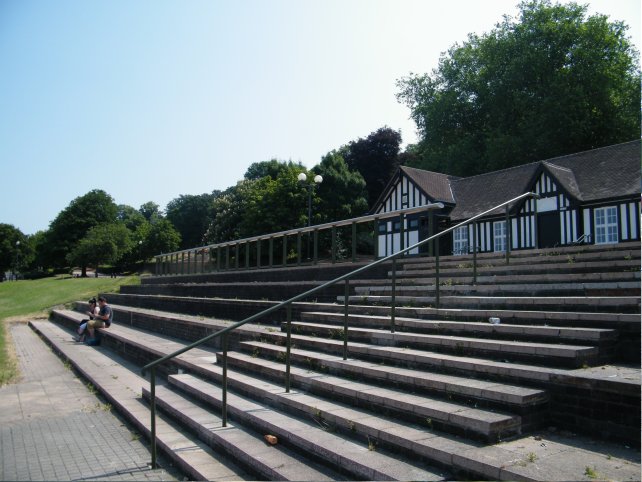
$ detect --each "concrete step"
[393,258,639,278]
[238,340,549,411]
[28,320,251,481]
[298,311,617,344]
[289,321,600,368]
[354,281,641,297]
[343,295,641,314]
[220,349,523,441]
[142,385,346,481]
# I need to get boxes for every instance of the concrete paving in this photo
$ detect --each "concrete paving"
[0,322,179,481]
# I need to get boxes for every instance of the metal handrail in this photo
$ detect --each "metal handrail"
[141,191,538,468]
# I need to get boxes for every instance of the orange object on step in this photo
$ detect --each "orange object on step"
[264,434,278,445]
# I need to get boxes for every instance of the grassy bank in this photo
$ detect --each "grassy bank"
[0,274,139,385]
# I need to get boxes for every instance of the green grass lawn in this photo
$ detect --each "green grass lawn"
[0,274,139,385]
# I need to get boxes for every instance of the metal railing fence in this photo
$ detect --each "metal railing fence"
[154,203,446,275]
[142,192,538,468]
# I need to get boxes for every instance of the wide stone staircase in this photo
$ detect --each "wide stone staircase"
[31,241,641,480]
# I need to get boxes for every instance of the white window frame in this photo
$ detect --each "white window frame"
[453,226,469,255]
[594,206,618,244]
[493,220,506,252]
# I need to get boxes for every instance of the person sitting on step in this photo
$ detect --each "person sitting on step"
[76,298,99,342]
[86,296,113,345]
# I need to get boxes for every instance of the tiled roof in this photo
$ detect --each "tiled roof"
[400,166,458,204]
[395,140,640,221]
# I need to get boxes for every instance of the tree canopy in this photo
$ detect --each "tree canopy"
[342,127,402,208]
[396,0,641,176]
[165,193,218,249]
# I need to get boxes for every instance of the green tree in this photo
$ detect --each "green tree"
[396,0,640,176]
[244,159,304,181]
[66,223,132,276]
[146,218,181,258]
[315,151,369,222]
[343,127,402,208]
[43,190,118,268]
[117,204,147,231]
[139,201,162,223]
[165,193,217,249]
[0,224,28,276]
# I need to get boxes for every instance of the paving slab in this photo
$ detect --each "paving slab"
[0,322,177,482]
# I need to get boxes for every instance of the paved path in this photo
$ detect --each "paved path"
[0,322,180,481]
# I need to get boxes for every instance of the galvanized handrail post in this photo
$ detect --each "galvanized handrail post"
[390,258,396,333]
[313,229,318,264]
[222,333,228,427]
[150,366,157,469]
[343,279,349,360]
[285,303,292,392]
[472,222,478,284]
[505,205,511,265]
[435,237,440,309]
[331,226,337,263]
[351,221,357,262]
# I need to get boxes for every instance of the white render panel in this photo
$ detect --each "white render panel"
[621,204,629,240]
[560,212,566,244]
[571,210,577,242]
[537,197,557,212]
[583,209,591,239]
[512,218,518,249]
[378,235,386,256]
[630,203,639,238]
[408,231,419,255]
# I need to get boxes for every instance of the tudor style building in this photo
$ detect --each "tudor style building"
[373,140,641,257]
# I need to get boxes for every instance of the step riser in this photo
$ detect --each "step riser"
[288,324,599,369]
[237,342,549,415]
[355,285,640,297]
[298,313,618,346]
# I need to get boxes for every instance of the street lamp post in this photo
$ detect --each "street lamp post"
[298,172,323,260]
[297,172,323,227]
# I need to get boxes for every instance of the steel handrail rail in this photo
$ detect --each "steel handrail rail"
[142,191,538,468]
[156,203,446,257]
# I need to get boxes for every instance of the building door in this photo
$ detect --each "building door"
[537,211,561,248]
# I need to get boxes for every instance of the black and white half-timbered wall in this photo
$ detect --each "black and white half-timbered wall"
[373,141,640,257]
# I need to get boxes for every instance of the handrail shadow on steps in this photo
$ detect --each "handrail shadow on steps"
[141,191,539,468]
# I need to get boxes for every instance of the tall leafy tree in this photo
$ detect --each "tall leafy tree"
[396,0,641,176]
[0,224,28,275]
[43,190,118,268]
[343,127,402,208]
[66,223,132,276]
[315,151,369,222]
[139,201,162,223]
[165,193,217,249]
[146,218,181,257]
[244,159,304,181]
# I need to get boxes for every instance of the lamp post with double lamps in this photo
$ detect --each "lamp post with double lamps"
[298,172,323,260]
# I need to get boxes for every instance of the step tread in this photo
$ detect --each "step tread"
[293,321,599,358]
[29,320,249,482]
[300,312,617,341]
[221,349,522,436]
[240,340,548,406]
[144,385,344,481]
[167,374,448,481]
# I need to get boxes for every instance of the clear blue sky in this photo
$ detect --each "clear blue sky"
[0,0,639,235]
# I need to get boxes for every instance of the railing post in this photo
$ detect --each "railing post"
[313,229,318,264]
[269,237,274,267]
[343,279,349,360]
[351,222,357,262]
[296,232,302,265]
[225,245,230,270]
[331,226,337,264]
[533,195,538,249]
[399,213,405,256]
[200,249,205,274]
[390,258,396,333]
[222,333,228,427]
[473,222,478,284]
[435,237,440,309]
[373,217,379,260]
[235,243,240,270]
[245,241,250,269]
[505,205,511,265]
[216,246,221,271]
[257,239,261,268]
[285,303,292,392]
[181,252,185,275]
[282,235,287,266]
[150,366,157,469]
